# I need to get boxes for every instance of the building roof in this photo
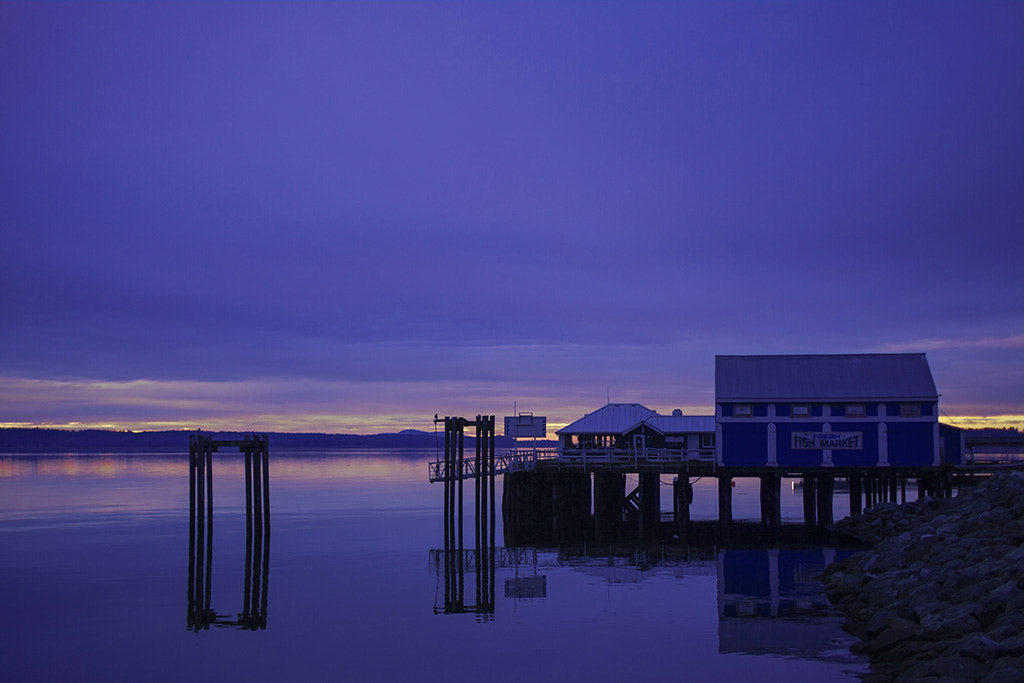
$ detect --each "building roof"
[556,403,655,435]
[644,415,716,434]
[715,353,938,402]
[557,404,716,435]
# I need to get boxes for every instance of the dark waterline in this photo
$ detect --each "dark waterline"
[0,451,868,681]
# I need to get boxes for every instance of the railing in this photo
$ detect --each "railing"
[965,447,1024,465]
[428,446,714,482]
[557,447,716,468]
[427,448,559,482]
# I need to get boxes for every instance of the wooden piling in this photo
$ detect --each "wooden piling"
[815,474,834,526]
[802,475,817,526]
[849,475,862,517]
[638,472,660,540]
[594,472,625,540]
[761,473,781,529]
[673,477,691,540]
[718,475,733,526]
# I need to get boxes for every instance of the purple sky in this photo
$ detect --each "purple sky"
[2,2,1022,433]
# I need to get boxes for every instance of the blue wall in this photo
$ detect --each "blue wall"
[718,402,936,468]
[720,422,768,466]
[887,422,935,466]
[940,423,963,466]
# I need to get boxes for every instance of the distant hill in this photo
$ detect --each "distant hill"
[0,428,556,453]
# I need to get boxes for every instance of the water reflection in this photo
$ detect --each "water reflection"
[186,435,270,631]
[717,547,857,659]
[430,543,860,664]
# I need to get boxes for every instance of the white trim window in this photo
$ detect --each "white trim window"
[846,404,867,418]
[900,403,922,417]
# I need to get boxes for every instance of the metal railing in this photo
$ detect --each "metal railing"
[557,447,716,467]
[965,448,1024,465]
[428,446,715,482]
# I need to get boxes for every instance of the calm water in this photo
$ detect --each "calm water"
[0,451,868,681]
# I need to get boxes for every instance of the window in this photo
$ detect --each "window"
[701,433,715,449]
[791,405,810,418]
[734,405,753,417]
[900,403,921,417]
[846,404,866,418]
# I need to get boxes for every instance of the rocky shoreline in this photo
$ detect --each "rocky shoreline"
[822,471,1024,682]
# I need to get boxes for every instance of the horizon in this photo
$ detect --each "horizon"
[3,3,1022,434]
[2,410,1021,435]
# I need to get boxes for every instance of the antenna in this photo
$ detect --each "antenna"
[606,386,610,404]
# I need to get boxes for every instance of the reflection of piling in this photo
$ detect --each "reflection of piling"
[187,433,270,632]
[438,415,496,617]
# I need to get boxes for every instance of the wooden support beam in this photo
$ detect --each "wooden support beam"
[718,475,733,526]
[803,474,817,526]
[849,475,862,516]
[816,475,834,526]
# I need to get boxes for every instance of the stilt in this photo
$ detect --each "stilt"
[802,474,817,526]
[594,472,625,540]
[816,475,833,526]
[718,475,733,527]
[849,475,862,516]
[760,473,781,529]
[638,472,660,540]
[673,477,691,541]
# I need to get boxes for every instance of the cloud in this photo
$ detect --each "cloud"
[877,335,1024,353]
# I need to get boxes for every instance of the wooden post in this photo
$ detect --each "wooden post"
[594,472,624,540]
[761,474,781,528]
[673,477,691,541]
[488,416,496,551]
[718,475,733,526]
[849,475,862,516]
[816,474,834,526]
[638,472,660,540]
[188,436,198,630]
[802,474,817,526]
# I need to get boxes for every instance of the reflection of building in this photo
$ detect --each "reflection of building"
[717,548,860,660]
[429,542,865,666]
[187,434,270,631]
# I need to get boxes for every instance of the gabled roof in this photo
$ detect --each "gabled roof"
[715,353,938,402]
[556,403,655,435]
[644,415,716,434]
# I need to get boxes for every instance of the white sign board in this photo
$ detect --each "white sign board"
[504,415,546,438]
[792,432,863,450]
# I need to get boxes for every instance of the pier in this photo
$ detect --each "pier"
[430,416,1024,547]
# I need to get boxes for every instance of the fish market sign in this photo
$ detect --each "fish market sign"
[792,432,863,450]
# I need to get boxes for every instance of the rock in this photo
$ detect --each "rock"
[825,472,1024,680]
[864,618,922,656]
[896,655,991,681]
